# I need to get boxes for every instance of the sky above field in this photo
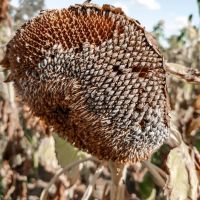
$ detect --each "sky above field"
[11,0,199,37]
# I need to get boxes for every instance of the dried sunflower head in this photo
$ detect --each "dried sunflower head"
[1,2,170,162]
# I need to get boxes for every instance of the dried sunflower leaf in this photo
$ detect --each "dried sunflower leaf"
[38,136,58,168]
[193,94,200,110]
[187,117,200,136]
[165,62,200,84]
[165,142,199,200]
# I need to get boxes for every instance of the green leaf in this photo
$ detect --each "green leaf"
[146,189,156,200]
[139,173,155,199]
[53,134,87,184]
[53,134,84,167]
[188,14,193,22]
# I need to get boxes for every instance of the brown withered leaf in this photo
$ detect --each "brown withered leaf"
[193,94,200,110]
[165,142,199,200]
[187,117,200,136]
[165,62,200,84]
[0,0,9,22]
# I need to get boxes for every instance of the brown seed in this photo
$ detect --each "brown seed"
[1,2,170,162]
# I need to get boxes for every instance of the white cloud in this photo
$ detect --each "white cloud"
[174,16,188,28]
[134,0,160,10]
[165,16,188,36]
[113,0,161,14]
[113,1,130,14]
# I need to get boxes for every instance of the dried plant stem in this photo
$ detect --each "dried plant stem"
[116,164,128,200]
[151,163,167,179]
[81,165,104,200]
[165,62,200,84]
[40,157,100,200]
[0,44,7,49]
[4,185,15,200]
[109,161,125,200]
[101,183,109,200]
[168,122,182,147]
[142,161,166,188]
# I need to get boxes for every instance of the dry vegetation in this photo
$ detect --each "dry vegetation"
[0,0,200,199]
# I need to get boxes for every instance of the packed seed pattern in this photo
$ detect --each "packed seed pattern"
[2,3,169,162]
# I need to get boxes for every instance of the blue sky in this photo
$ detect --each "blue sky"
[11,0,199,37]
